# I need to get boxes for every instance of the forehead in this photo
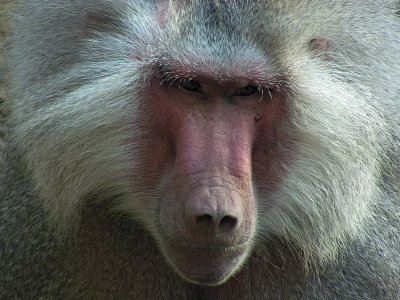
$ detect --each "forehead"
[160,0,264,35]
[155,1,275,74]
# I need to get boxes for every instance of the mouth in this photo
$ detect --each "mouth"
[161,241,251,286]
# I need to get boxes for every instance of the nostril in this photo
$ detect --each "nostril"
[219,216,237,232]
[194,214,238,233]
[196,214,213,224]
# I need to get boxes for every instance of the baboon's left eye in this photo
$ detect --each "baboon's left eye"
[233,85,259,97]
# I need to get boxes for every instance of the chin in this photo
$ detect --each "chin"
[163,242,250,286]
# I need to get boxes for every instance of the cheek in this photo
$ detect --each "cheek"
[251,96,292,198]
[129,86,181,187]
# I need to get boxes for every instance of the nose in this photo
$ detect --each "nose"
[184,187,242,238]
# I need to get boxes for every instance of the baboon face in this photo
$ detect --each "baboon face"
[114,2,291,285]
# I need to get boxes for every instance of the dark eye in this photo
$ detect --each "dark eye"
[234,85,259,97]
[180,79,202,93]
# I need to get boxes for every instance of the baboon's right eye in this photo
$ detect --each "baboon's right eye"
[180,79,203,94]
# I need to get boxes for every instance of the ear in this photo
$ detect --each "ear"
[309,38,331,60]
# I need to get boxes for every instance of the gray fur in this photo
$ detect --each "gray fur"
[1,0,399,298]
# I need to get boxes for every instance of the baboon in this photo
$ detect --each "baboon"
[1,0,399,299]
